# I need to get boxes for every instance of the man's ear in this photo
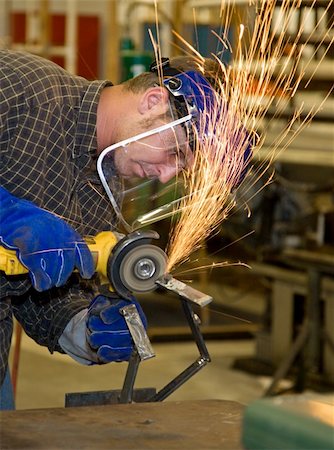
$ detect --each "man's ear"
[138,87,169,115]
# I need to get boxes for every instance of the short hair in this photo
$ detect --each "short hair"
[122,55,223,93]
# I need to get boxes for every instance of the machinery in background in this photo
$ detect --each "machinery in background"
[221,136,334,263]
[228,142,334,393]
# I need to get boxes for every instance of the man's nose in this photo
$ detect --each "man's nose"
[158,165,178,184]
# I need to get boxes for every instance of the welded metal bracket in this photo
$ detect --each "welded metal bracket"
[65,276,212,406]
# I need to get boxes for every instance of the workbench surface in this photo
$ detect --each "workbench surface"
[0,399,244,449]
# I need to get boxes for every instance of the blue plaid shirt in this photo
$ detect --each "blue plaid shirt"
[0,50,117,384]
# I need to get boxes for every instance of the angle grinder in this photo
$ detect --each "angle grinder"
[0,230,167,299]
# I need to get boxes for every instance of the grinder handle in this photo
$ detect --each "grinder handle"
[0,246,28,275]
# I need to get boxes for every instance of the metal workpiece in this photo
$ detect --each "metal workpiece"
[148,298,211,402]
[118,303,155,404]
[111,286,212,404]
[120,304,155,361]
[116,291,212,404]
[156,274,213,307]
[65,280,213,406]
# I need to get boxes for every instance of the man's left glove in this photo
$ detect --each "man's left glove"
[86,294,147,363]
[0,186,94,291]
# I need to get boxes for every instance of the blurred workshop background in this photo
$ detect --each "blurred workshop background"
[0,0,333,412]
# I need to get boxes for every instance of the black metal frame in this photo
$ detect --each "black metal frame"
[65,296,211,407]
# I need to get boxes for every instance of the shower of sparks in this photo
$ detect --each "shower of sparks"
[163,0,334,273]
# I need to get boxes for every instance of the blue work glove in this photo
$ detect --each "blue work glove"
[0,186,94,291]
[86,294,147,363]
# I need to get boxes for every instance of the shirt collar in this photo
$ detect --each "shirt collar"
[73,79,113,159]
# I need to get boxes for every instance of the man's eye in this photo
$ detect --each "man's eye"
[166,148,186,168]
[177,152,186,168]
[167,150,178,161]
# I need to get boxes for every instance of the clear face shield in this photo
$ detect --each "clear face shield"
[97,115,193,233]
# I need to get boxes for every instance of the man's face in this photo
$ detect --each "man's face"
[113,120,194,184]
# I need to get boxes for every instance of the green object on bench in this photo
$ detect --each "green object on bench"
[242,395,334,450]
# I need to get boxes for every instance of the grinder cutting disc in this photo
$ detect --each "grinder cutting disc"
[119,244,167,293]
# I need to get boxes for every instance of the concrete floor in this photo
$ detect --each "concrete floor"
[10,333,268,410]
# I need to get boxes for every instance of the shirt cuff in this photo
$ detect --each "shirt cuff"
[58,309,98,365]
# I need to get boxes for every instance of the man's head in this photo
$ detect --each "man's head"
[112,56,222,183]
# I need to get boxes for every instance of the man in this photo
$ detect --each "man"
[0,49,221,408]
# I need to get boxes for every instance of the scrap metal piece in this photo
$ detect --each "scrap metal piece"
[156,275,213,307]
[120,304,155,361]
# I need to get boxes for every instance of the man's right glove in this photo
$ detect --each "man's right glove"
[0,186,94,291]
[86,294,147,363]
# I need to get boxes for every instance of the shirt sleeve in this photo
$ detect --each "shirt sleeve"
[58,309,99,365]
[11,276,95,354]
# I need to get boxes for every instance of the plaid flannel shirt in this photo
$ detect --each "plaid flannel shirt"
[0,49,118,384]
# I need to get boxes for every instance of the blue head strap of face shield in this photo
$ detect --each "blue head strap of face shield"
[150,57,216,150]
[150,57,252,186]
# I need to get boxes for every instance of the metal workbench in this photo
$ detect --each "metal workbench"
[0,399,244,450]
